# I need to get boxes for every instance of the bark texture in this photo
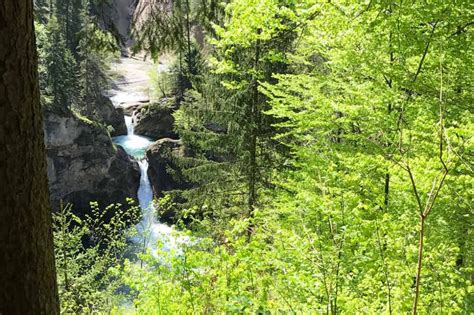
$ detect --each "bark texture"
[0,1,59,313]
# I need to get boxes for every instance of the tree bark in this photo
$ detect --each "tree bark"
[0,1,59,313]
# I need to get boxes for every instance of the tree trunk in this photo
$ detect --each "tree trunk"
[247,29,261,221]
[0,1,59,313]
[412,216,426,314]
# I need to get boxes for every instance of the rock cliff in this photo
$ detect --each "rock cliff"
[145,138,192,222]
[96,0,137,51]
[43,108,140,215]
[89,95,128,136]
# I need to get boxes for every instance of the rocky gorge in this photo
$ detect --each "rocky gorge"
[108,56,186,202]
[42,0,188,225]
[43,107,140,214]
[43,65,182,222]
[41,0,157,212]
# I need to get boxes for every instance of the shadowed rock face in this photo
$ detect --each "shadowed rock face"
[145,138,191,195]
[43,108,140,216]
[96,0,137,51]
[145,138,192,223]
[94,95,128,136]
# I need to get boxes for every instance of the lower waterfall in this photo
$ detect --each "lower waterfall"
[113,116,180,254]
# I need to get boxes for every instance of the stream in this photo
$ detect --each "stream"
[113,115,182,254]
[109,58,180,254]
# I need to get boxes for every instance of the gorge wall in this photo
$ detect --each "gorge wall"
[97,0,137,51]
[44,108,140,215]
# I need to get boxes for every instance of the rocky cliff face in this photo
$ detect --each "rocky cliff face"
[145,138,192,222]
[96,0,137,51]
[43,108,140,215]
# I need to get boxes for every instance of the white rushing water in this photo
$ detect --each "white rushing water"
[136,159,177,253]
[113,115,182,254]
[109,57,186,255]
[125,116,134,135]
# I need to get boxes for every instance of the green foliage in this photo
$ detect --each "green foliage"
[34,0,53,22]
[129,0,473,313]
[35,0,118,118]
[133,0,221,99]
[150,66,174,98]
[53,201,140,313]
[55,0,84,54]
[36,17,79,111]
[76,18,118,116]
[44,0,472,313]
[258,0,473,312]
[123,207,472,313]
[133,0,226,57]
[172,0,302,231]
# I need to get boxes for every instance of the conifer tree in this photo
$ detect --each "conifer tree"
[76,4,117,117]
[0,1,59,312]
[55,0,84,55]
[173,0,305,230]
[133,0,227,99]
[43,17,78,111]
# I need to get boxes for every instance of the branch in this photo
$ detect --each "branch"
[451,21,474,36]
[406,163,424,216]
[422,56,449,217]
[412,21,439,84]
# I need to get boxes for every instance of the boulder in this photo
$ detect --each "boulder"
[94,95,128,136]
[145,138,192,222]
[132,98,177,139]
[146,138,190,194]
[122,102,144,116]
[43,108,140,217]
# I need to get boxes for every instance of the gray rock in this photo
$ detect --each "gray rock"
[122,102,145,116]
[145,138,190,195]
[132,98,177,139]
[43,108,140,216]
[95,0,137,50]
[145,138,191,222]
[95,95,128,136]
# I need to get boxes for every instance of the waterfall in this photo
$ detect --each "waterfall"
[136,157,175,253]
[137,159,153,211]
[136,159,162,251]
[113,115,178,254]
[109,57,186,254]
[113,116,150,158]
[125,115,134,135]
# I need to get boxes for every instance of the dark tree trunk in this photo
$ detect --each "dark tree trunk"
[248,29,261,221]
[0,1,59,313]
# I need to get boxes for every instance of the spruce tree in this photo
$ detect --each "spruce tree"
[76,4,117,118]
[43,17,78,111]
[133,0,226,99]
[173,0,303,231]
[55,0,84,55]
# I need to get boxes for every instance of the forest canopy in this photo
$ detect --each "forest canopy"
[29,0,474,313]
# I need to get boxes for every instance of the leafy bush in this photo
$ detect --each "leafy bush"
[53,201,139,313]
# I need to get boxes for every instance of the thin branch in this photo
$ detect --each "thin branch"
[406,163,424,216]
[450,21,474,36]
[412,20,439,84]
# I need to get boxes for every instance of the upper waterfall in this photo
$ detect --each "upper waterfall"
[125,115,134,135]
